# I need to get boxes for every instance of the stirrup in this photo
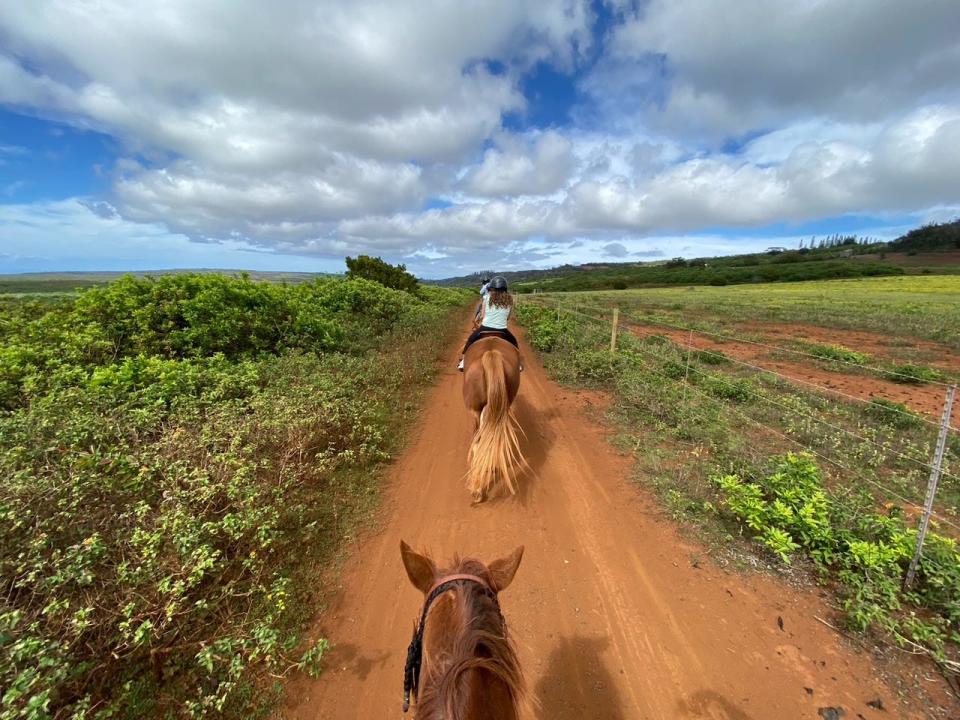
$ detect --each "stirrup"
[457,358,464,372]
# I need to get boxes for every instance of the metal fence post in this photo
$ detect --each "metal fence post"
[903,384,956,590]
[610,307,619,352]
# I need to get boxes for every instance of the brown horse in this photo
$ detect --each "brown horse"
[461,336,525,503]
[400,541,525,720]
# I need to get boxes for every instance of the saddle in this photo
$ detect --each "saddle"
[474,328,513,343]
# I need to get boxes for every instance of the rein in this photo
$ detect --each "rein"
[402,573,500,712]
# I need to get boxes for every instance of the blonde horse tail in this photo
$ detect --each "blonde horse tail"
[466,350,526,500]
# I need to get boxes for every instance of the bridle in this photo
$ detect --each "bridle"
[402,573,501,712]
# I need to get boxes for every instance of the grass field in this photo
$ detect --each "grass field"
[543,275,960,351]
[518,274,960,673]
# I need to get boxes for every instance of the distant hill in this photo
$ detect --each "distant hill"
[888,219,960,252]
[433,219,960,292]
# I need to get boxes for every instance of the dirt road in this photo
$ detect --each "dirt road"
[284,330,925,720]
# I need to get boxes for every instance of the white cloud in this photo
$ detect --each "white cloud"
[337,106,960,248]
[608,0,960,139]
[0,0,593,237]
[464,130,574,196]
[0,0,958,276]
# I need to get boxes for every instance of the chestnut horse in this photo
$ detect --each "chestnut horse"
[461,336,526,503]
[400,541,525,720]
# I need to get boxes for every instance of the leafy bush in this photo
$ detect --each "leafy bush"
[805,343,869,365]
[882,363,944,385]
[515,304,574,352]
[703,375,752,402]
[693,349,730,365]
[345,254,418,292]
[569,350,626,382]
[715,454,960,660]
[866,399,923,429]
[0,274,465,718]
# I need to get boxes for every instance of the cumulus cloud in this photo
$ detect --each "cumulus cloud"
[0,0,593,241]
[602,242,628,257]
[0,0,958,276]
[464,130,574,196]
[338,106,960,248]
[607,0,960,138]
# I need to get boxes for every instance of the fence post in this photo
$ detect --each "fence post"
[609,307,619,352]
[903,384,956,590]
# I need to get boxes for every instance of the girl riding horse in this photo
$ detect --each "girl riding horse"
[459,276,526,502]
[458,276,518,371]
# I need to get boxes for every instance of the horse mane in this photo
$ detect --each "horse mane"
[416,557,525,720]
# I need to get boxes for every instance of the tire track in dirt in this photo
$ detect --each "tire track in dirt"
[283,327,931,719]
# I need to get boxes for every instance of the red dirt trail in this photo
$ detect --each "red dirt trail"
[284,329,933,720]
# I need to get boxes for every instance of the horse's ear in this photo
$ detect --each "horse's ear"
[488,546,524,592]
[400,540,436,594]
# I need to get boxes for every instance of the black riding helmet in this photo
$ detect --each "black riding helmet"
[488,276,508,291]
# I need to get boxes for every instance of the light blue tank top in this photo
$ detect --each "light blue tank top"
[482,294,511,329]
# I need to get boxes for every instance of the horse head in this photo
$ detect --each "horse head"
[400,541,525,719]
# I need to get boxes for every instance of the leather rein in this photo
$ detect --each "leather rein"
[402,573,501,712]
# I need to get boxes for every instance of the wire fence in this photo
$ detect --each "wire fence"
[527,295,957,431]
[519,293,960,538]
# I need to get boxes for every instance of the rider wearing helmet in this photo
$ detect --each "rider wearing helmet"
[458,275,519,371]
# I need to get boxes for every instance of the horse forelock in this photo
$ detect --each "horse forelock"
[416,557,524,719]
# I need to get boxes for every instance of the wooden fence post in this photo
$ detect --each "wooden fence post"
[609,307,619,352]
[903,384,956,590]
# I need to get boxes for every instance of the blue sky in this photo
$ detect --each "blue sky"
[1,1,958,278]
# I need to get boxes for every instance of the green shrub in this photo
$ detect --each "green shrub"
[805,343,869,365]
[570,350,626,382]
[345,254,418,292]
[693,349,730,365]
[660,359,687,380]
[882,363,944,385]
[0,274,465,718]
[515,304,574,352]
[704,374,752,402]
[866,398,923,429]
[715,454,960,659]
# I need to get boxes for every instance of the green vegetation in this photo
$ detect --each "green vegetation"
[804,343,869,365]
[434,220,960,293]
[516,292,960,670]
[882,363,945,385]
[345,254,418,292]
[715,454,960,660]
[522,258,904,293]
[889,219,960,253]
[555,275,960,350]
[865,399,923,430]
[0,273,467,719]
